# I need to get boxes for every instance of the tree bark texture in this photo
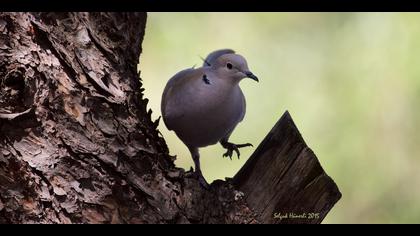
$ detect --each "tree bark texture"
[0,12,340,224]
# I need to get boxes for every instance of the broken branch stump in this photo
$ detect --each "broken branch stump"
[233,111,341,224]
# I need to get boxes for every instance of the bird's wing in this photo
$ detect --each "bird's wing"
[161,68,202,130]
[203,49,236,67]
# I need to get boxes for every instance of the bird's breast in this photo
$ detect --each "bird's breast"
[186,80,240,117]
[174,81,244,147]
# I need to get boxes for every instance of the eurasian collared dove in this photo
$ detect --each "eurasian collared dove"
[161,49,259,187]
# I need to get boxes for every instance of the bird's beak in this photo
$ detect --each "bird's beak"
[245,71,259,82]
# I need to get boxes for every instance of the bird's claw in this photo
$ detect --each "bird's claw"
[222,142,253,160]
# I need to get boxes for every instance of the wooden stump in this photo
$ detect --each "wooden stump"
[234,111,342,224]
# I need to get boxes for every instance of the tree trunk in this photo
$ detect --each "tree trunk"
[0,12,340,224]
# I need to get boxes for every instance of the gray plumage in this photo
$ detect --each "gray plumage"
[202,48,236,67]
[161,49,258,187]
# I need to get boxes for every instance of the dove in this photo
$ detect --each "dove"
[161,49,259,187]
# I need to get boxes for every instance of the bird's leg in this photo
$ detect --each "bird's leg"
[220,139,253,160]
[189,147,209,189]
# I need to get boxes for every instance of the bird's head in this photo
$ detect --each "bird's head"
[212,53,259,84]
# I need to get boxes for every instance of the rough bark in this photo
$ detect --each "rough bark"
[0,12,340,224]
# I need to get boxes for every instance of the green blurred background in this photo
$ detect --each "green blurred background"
[139,13,420,224]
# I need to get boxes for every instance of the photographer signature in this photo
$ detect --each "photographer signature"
[273,212,320,220]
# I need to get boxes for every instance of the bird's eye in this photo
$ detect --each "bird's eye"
[226,63,233,70]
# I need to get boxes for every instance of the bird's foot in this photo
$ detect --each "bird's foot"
[221,142,253,160]
[192,171,210,189]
